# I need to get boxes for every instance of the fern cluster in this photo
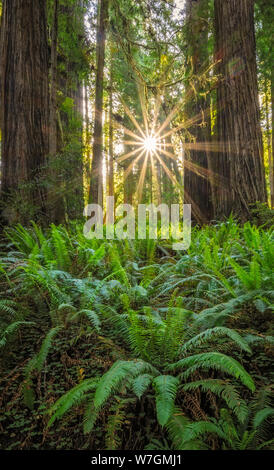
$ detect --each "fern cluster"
[0,218,273,450]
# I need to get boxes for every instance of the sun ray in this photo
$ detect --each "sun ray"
[123,140,144,146]
[151,91,162,132]
[154,101,183,138]
[124,148,147,180]
[159,142,229,189]
[160,147,178,162]
[137,82,149,135]
[154,150,181,189]
[136,151,149,202]
[120,97,146,139]
[116,74,231,213]
[117,146,144,164]
[182,141,237,153]
[150,152,161,204]
[159,107,212,141]
[184,160,230,190]
[114,122,145,143]
[153,87,196,139]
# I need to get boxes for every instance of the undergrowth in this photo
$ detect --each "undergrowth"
[0,218,273,450]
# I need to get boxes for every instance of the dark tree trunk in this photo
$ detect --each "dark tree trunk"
[162,133,177,207]
[48,0,66,224]
[123,127,134,205]
[213,0,267,219]
[108,62,114,199]
[271,71,274,208]
[0,0,49,223]
[49,0,58,157]
[85,83,91,173]
[265,79,274,208]
[89,0,109,206]
[57,0,85,221]
[184,0,213,225]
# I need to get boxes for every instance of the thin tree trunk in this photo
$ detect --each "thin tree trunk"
[0,0,49,224]
[264,79,274,208]
[108,62,114,199]
[213,0,267,220]
[89,0,109,206]
[85,82,91,169]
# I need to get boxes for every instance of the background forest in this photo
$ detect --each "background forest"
[0,0,273,452]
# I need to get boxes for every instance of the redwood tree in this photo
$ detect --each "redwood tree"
[213,0,267,219]
[0,0,49,223]
[89,0,109,206]
[184,0,213,224]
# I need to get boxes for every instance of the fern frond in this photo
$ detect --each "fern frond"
[166,408,207,450]
[182,379,248,423]
[0,321,34,348]
[26,326,62,374]
[169,352,255,391]
[253,407,274,429]
[181,421,226,443]
[153,375,179,426]
[94,360,158,409]
[48,378,98,426]
[0,299,18,317]
[105,398,133,449]
[131,374,153,399]
[83,398,100,434]
[181,327,252,354]
[70,309,101,332]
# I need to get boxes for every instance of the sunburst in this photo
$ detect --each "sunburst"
[143,135,158,153]
[115,88,184,203]
[114,84,225,213]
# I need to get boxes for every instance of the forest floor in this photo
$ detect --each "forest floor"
[0,216,273,450]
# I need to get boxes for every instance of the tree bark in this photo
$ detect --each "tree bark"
[264,79,274,208]
[213,0,267,219]
[48,0,66,224]
[89,0,109,206]
[108,61,114,199]
[49,0,58,157]
[0,0,49,223]
[184,0,213,225]
[271,70,274,208]
[85,82,91,172]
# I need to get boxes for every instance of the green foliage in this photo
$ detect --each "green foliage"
[0,220,273,450]
[0,321,34,349]
[48,379,98,426]
[153,375,179,427]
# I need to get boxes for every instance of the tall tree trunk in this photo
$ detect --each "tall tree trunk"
[48,0,65,224]
[184,0,213,225]
[59,0,85,221]
[265,79,274,208]
[0,0,49,224]
[271,70,274,208]
[85,82,91,172]
[108,61,114,199]
[123,129,134,205]
[89,0,109,206]
[213,0,267,220]
[49,0,58,157]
